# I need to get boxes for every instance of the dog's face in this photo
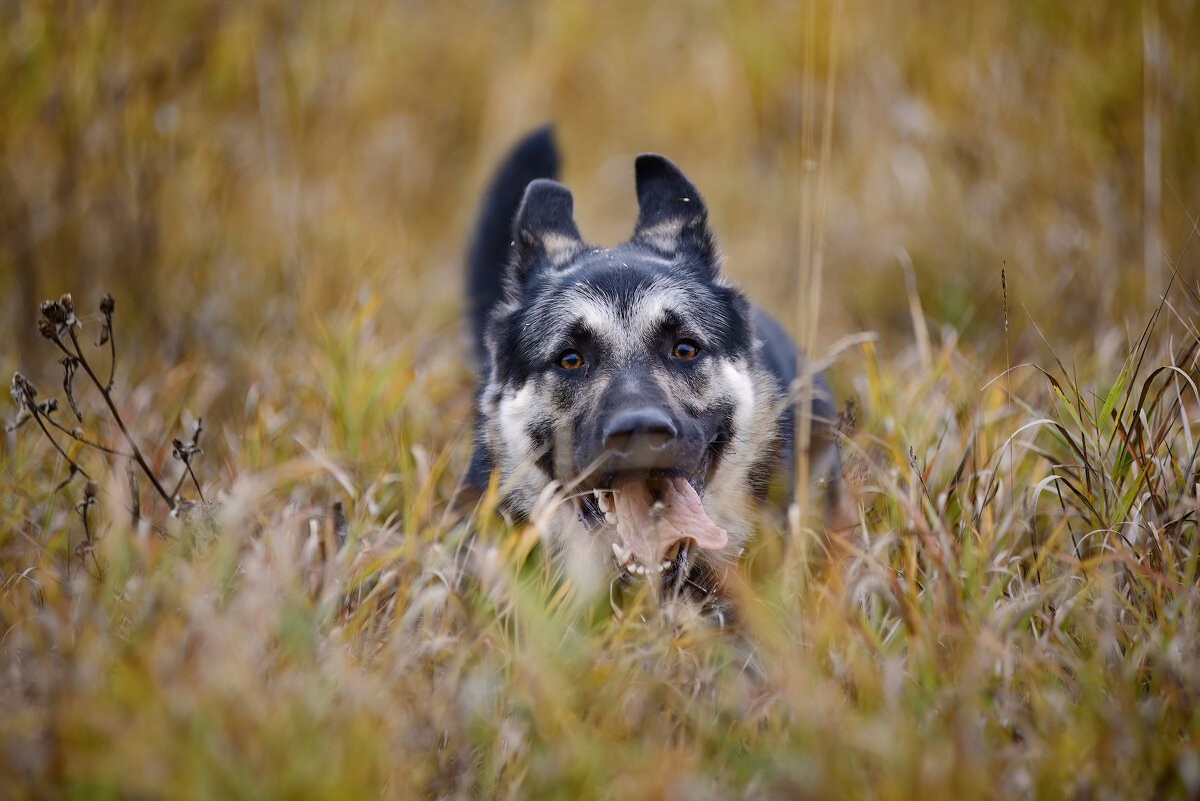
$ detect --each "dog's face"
[477,156,786,596]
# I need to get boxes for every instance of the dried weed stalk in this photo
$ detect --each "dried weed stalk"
[7,293,208,527]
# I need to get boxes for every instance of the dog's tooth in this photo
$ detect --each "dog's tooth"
[660,559,672,571]
[612,543,632,564]
[604,511,617,526]
[597,492,610,513]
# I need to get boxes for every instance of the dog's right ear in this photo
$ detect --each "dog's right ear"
[508,178,584,287]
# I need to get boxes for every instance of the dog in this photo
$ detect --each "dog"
[463,127,841,608]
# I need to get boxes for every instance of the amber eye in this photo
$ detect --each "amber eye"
[673,340,700,360]
[558,350,583,370]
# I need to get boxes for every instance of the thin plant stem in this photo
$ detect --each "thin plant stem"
[29,406,90,481]
[39,412,129,458]
[63,326,174,509]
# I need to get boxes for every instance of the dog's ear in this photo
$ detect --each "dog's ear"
[632,154,718,271]
[509,178,584,286]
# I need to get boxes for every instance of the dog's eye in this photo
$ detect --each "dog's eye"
[558,350,583,370]
[672,340,700,360]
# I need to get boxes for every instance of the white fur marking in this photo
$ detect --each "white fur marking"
[637,218,685,252]
[721,360,757,456]
[541,232,583,267]
[497,382,537,459]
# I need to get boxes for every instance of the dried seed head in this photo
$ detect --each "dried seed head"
[172,437,203,461]
[40,299,67,326]
[38,295,78,339]
[11,372,37,404]
[100,293,115,316]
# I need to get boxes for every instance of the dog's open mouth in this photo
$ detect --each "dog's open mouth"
[577,473,728,581]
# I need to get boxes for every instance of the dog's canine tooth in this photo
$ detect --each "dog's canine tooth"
[660,559,671,571]
[612,543,632,564]
[597,492,610,513]
[604,511,617,526]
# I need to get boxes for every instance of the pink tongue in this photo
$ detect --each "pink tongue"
[612,476,728,565]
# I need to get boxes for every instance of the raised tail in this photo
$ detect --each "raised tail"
[466,125,559,365]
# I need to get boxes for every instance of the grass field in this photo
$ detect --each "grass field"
[3,2,1200,798]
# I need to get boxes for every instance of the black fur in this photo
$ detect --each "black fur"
[467,125,559,366]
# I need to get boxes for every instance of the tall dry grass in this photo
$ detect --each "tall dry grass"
[3,2,1200,798]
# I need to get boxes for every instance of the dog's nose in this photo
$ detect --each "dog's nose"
[602,408,677,455]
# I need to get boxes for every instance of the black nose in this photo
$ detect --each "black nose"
[602,408,677,455]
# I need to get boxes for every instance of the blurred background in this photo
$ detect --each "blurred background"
[2,0,1198,462]
[7,6,1200,795]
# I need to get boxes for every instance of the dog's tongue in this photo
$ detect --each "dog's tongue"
[612,476,728,564]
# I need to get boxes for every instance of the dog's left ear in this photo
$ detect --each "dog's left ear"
[632,154,718,272]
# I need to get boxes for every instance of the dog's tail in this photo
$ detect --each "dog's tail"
[466,125,559,365]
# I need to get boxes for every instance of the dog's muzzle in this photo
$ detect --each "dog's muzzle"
[574,388,727,582]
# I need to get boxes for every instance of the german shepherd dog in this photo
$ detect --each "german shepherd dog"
[465,127,840,608]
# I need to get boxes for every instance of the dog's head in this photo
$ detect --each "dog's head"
[478,155,786,594]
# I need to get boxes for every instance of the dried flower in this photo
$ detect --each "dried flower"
[172,438,203,461]
[39,298,67,326]
[38,294,78,342]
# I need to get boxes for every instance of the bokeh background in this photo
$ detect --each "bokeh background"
[5,4,1200,797]
[4,1,1198,406]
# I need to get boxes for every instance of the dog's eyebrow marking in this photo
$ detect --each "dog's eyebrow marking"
[625,280,716,348]
[550,319,600,357]
[527,272,719,365]
[565,291,625,351]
